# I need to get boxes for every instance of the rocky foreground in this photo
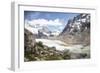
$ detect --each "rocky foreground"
[24,41,90,62]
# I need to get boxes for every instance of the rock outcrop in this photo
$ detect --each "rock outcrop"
[24,28,36,53]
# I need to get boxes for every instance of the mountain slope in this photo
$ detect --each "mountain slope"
[24,28,36,52]
[59,13,90,45]
[61,14,90,35]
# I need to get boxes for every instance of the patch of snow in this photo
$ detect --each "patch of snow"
[25,23,38,34]
[81,18,86,23]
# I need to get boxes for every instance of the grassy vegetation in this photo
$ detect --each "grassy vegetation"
[24,41,71,61]
[24,41,90,62]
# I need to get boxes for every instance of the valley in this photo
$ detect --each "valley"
[24,13,90,61]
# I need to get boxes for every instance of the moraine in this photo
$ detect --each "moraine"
[36,39,83,53]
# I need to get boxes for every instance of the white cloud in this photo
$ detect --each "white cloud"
[25,19,65,34]
[26,18,63,27]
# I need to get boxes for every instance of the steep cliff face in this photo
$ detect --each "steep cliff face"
[24,28,36,52]
[59,14,90,45]
[61,14,90,35]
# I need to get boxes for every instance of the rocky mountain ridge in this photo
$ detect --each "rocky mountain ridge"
[59,13,90,45]
[61,13,90,35]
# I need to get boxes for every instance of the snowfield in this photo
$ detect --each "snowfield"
[36,39,84,53]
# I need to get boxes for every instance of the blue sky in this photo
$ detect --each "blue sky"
[24,11,80,33]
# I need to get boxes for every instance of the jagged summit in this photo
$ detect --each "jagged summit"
[61,14,90,35]
[59,14,90,45]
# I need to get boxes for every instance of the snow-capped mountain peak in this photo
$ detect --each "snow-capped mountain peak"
[61,13,90,35]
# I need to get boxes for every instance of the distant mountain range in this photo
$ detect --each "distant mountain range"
[25,22,60,38]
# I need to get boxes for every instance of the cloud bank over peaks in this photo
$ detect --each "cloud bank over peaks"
[25,18,63,27]
[25,18,65,35]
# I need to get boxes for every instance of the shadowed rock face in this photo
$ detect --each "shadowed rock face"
[59,14,90,45]
[61,14,90,35]
[24,28,36,52]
